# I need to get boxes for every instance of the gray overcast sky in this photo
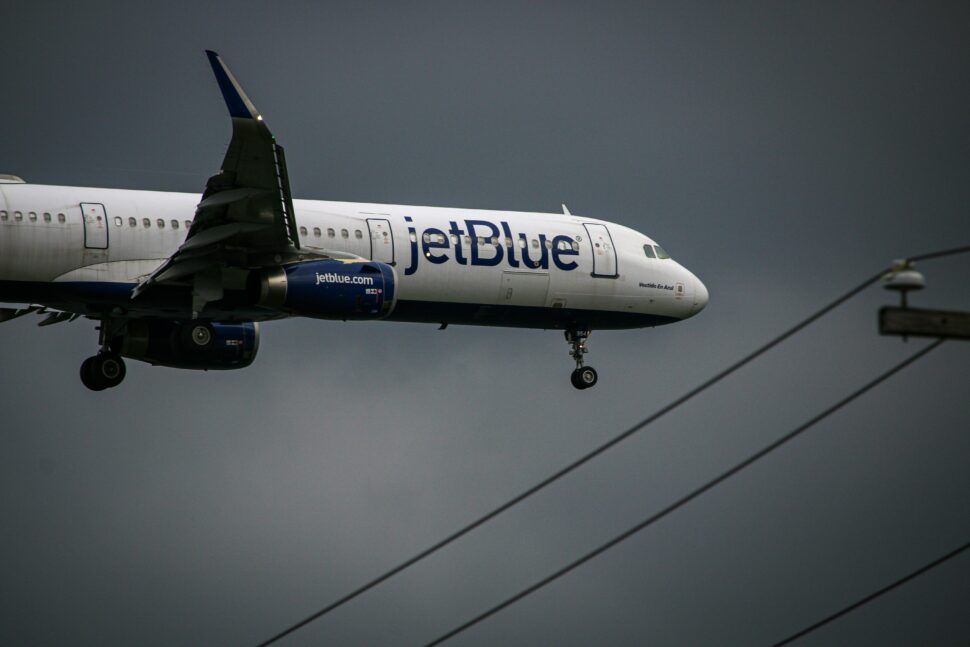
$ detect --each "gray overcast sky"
[1,2,969,645]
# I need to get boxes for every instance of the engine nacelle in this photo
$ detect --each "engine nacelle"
[119,320,260,370]
[253,260,396,319]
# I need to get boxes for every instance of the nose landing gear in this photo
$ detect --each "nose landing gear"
[566,328,598,390]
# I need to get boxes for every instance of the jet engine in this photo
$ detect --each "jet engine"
[118,320,260,370]
[252,259,396,319]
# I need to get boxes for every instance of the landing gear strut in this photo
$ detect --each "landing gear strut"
[80,318,127,391]
[566,328,598,390]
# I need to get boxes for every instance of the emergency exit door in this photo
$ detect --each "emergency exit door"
[81,203,109,249]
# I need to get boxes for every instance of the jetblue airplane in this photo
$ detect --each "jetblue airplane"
[0,51,707,391]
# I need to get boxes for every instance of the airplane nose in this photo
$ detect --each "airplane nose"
[692,276,709,315]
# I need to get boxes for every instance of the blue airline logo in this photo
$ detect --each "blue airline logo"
[404,217,580,276]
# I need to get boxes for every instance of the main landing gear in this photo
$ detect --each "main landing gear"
[566,328,598,390]
[80,319,127,391]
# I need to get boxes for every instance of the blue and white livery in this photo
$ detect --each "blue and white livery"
[0,51,707,390]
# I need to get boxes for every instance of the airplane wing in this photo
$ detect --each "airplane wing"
[132,50,311,315]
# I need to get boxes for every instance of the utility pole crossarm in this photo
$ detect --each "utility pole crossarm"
[880,306,970,341]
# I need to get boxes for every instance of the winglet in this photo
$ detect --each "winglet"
[205,50,262,121]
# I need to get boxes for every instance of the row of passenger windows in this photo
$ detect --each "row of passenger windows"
[0,210,66,223]
[115,216,192,230]
[2,211,596,255]
[643,244,671,259]
[0,210,191,230]
[298,226,365,240]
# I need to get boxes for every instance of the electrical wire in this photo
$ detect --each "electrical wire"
[421,339,944,646]
[256,244,968,647]
[771,539,970,646]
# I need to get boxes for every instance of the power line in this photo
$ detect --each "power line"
[909,244,970,263]
[771,539,970,646]
[422,339,944,646]
[254,271,882,646]
[256,245,969,647]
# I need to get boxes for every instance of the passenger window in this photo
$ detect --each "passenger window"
[544,239,552,249]
[44,213,52,223]
[422,232,430,243]
[0,210,6,221]
[313,227,321,237]
[518,238,526,249]
[450,234,459,245]
[129,217,137,227]
[355,229,362,239]
[14,211,22,221]
[29,212,37,221]
[184,220,192,229]
[571,241,579,252]
[58,213,65,223]
[341,228,349,238]
[114,216,122,227]
[157,219,165,229]
[531,238,539,248]
[327,228,335,238]
[172,220,179,230]
[642,244,656,258]
[463,235,471,246]
[654,245,670,259]
[143,218,151,228]
[299,226,307,236]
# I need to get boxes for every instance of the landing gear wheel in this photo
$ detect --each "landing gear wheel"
[95,352,126,387]
[571,366,598,390]
[80,356,104,391]
[80,353,127,391]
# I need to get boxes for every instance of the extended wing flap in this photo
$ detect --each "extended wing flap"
[0,305,41,323]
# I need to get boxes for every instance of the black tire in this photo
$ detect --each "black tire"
[80,356,105,391]
[570,368,585,389]
[577,366,598,389]
[93,352,126,388]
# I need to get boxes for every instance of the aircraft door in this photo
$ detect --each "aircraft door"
[81,203,109,249]
[366,218,395,265]
[498,271,550,306]
[583,223,617,278]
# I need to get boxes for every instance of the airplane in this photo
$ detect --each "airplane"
[0,51,708,392]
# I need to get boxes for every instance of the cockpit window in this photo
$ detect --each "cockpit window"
[642,244,656,259]
[654,245,670,259]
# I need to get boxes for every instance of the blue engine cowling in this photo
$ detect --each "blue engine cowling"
[254,260,397,319]
[118,320,260,370]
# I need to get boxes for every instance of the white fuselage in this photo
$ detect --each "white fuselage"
[0,181,707,328]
